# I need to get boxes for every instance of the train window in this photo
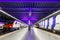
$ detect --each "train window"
[49,17,53,26]
[45,20,48,29]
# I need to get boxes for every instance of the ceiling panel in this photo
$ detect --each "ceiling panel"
[0,2,60,25]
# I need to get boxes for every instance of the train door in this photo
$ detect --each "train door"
[45,19,49,29]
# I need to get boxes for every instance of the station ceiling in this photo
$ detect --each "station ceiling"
[0,0,60,25]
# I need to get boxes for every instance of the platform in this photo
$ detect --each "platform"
[0,27,60,40]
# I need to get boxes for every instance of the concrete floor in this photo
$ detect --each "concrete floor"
[0,27,60,40]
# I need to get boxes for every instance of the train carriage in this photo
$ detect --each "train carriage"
[37,10,60,33]
[54,14,60,33]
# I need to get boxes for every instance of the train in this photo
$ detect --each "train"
[0,20,21,32]
[0,10,28,32]
[0,20,28,32]
[34,23,39,28]
[36,10,60,33]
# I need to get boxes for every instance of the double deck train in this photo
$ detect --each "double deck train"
[35,10,60,33]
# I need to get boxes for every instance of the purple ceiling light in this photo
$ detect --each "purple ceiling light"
[0,1,60,25]
[21,16,29,20]
[28,11,32,25]
[0,0,60,2]
[30,16,37,20]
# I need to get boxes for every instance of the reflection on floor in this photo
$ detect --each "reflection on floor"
[0,28,28,40]
[24,27,35,40]
[0,27,60,40]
